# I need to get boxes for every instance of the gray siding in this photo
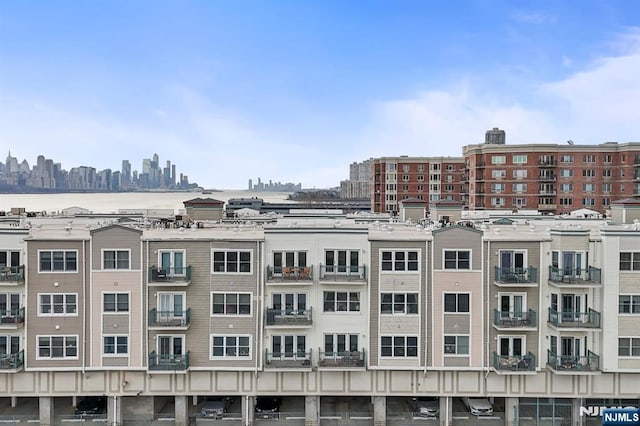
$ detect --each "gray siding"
[91,226,142,270]
[433,227,482,270]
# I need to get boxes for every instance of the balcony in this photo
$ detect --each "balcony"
[319,265,366,283]
[548,308,601,329]
[265,308,312,327]
[538,160,556,167]
[0,266,25,285]
[0,307,25,329]
[538,175,556,182]
[264,350,312,369]
[548,266,601,286]
[493,351,536,372]
[148,350,189,371]
[493,309,537,329]
[266,265,313,283]
[0,350,24,370]
[494,266,538,286]
[538,190,557,195]
[148,266,192,286]
[547,350,599,372]
[318,350,365,368]
[148,308,191,329]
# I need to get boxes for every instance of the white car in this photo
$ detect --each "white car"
[462,397,494,416]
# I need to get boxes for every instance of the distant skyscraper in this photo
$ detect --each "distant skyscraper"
[485,127,506,144]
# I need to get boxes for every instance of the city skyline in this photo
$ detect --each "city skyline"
[1,2,640,189]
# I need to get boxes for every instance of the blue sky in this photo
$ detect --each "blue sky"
[1,1,640,189]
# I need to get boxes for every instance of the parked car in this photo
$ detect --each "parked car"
[201,397,232,418]
[410,396,439,417]
[462,397,494,416]
[255,397,282,419]
[75,396,106,415]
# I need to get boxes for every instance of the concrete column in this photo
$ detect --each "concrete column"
[372,396,386,426]
[305,395,320,426]
[505,397,519,426]
[10,396,17,408]
[107,396,123,426]
[242,395,255,426]
[440,396,453,426]
[38,396,53,426]
[175,396,189,426]
[573,398,583,426]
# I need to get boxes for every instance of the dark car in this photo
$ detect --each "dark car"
[255,397,282,419]
[200,397,232,418]
[75,396,106,415]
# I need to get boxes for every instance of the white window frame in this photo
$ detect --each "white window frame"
[212,249,252,274]
[211,292,252,316]
[210,334,252,359]
[380,250,420,273]
[619,295,640,314]
[157,291,186,320]
[443,293,470,313]
[323,291,360,312]
[443,249,471,270]
[103,292,130,313]
[491,155,506,165]
[36,335,79,360]
[512,155,527,164]
[492,169,506,179]
[103,335,129,357]
[497,335,526,357]
[618,337,640,357]
[443,335,469,356]
[37,250,78,273]
[380,292,419,315]
[38,293,78,316]
[380,335,419,358]
[102,249,130,270]
[620,253,640,271]
[158,249,187,277]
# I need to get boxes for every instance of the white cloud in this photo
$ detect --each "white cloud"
[510,11,558,25]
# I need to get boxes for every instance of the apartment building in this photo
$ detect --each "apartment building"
[3,208,640,426]
[369,137,640,215]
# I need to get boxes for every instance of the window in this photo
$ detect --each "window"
[37,336,78,359]
[446,164,456,171]
[39,294,77,315]
[444,250,470,270]
[618,338,640,357]
[512,183,527,192]
[492,183,505,193]
[582,198,595,206]
[559,198,573,206]
[560,155,574,163]
[402,164,410,172]
[444,293,470,313]
[380,336,418,357]
[323,291,360,312]
[271,335,306,356]
[324,334,358,354]
[325,250,359,273]
[431,163,441,171]
[212,293,251,315]
[211,335,251,358]
[583,155,596,163]
[38,250,77,272]
[417,175,424,181]
[512,155,527,164]
[103,336,128,355]
[159,250,186,276]
[513,197,526,207]
[583,183,596,192]
[491,197,505,206]
[492,169,506,179]
[272,293,306,313]
[444,335,469,355]
[402,175,410,182]
[103,293,129,313]
[583,169,596,177]
[619,295,640,314]
[604,154,612,163]
[513,169,527,179]
[603,183,612,193]
[103,250,130,270]
[491,155,506,164]
[603,169,612,178]
[272,251,307,274]
[212,250,251,273]
[417,164,425,172]
[620,253,640,271]
[560,169,573,178]
[380,293,418,314]
[381,250,419,272]
[444,184,455,192]
[560,183,573,192]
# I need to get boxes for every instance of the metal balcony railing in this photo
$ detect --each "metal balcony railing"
[0,266,25,283]
[494,266,538,284]
[493,309,537,328]
[0,350,24,370]
[265,308,312,326]
[0,307,25,326]
[319,265,366,282]
[548,308,601,328]
[148,350,190,371]
[264,350,312,368]
[266,265,313,282]
[547,349,599,371]
[318,350,365,368]
[148,266,191,283]
[493,351,536,371]
[548,266,601,285]
[149,308,191,327]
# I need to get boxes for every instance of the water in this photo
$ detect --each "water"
[0,190,294,214]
